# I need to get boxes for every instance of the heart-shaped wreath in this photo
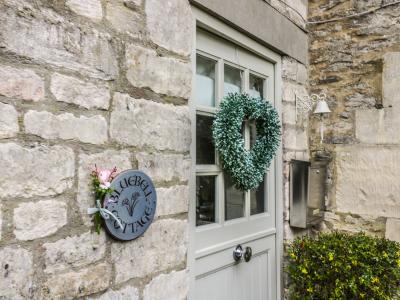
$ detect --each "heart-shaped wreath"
[212,93,281,190]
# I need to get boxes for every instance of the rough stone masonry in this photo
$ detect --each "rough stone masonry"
[0,0,310,299]
[0,0,191,298]
[309,0,400,239]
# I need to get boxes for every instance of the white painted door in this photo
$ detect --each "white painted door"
[190,27,279,300]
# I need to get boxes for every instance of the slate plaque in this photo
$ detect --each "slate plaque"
[104,170,157,241]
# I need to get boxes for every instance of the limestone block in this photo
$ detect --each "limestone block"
[282,102,296,125]
[383,52,400,108]
[0,102,18,138]
[24,110,108,144]
[325,213,385,235]
[0,246,33,300]
[0,143,74,198]
[282,126,296,149]
[0,65,44,101]
[77,150,132,226]
[143,270,188,300]
[106,1,142,37]
[110,93,191,151]
[89,286,139,300]
[14,199,67,241]
[111,219,187,283]
[125,45,192,98]
[43,263,110,299]
[145,0,193,56]
[43,231,106,273]
[50,73,110,109]
[156,185,188,217]
[385,218,400,242]
[336,146,400,218]
[0,3,118,80]
[282,57,298,81]
[282,82,307,103]
[296,62,308,84]
[356,109,400,144]
[136,152,190,182]
[66,0,103,21]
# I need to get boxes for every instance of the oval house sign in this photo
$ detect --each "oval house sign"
[104,170,157,241]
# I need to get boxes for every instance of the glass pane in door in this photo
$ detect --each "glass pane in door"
[196,55,216,107]
[249,74,264,99]
[196,176,217,226]
[250,121,267,215]
[224,65,242,96]
[224,172,245,220]
[196,114,215,164]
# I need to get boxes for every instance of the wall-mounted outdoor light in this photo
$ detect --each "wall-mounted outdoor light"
[295,93,331,143]
[313,94,331,143]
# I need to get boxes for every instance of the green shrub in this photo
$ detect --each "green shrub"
[286,232,400,300]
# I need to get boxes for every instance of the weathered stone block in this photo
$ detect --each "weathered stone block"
[43,231,106,273]
[0,3,118,80]
[14,200,67,241]
[50,73,110,110]
[282,102,296,125]
[77,150,132,226]
[0,143,74,198]
[355,52,400,144]
[145,0,193,56]
[126,45,191,98]
[66,0,103,21]
[43,263,110,299]
[143,270,188,300]
[89,286,139,300]
[111,219,187,283]
[282,82,307,103]
[282,57,298,81]
[383,52,400,108]
[336,146,400,218]
[0,102,18,138]
[0,246,33,300]
[24,110,108,144]
[385,218,400,242]
[106,1,142,37]
[110,93,190,151]
[136,152,190,182]
[324,213,385,236]
[156,185,188,217]
[296,62,308,84]
[0,65,44,101]
[356,109,400,144]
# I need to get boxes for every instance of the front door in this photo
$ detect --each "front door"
[190,24,280,300]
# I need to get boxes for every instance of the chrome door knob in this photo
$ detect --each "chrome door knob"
[233,244,244,262]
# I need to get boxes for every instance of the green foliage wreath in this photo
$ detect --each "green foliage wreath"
[212,93,281,190]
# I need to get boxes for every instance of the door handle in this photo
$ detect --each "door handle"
[244,246,252,262]
[233,244,244,262]
[233,245,253,262]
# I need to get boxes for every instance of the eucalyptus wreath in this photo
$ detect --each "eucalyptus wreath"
[212,93,281,190]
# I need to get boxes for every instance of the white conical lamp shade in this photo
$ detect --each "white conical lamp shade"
[313,100,331,114]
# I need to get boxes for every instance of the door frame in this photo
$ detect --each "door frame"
[188,6,283,299]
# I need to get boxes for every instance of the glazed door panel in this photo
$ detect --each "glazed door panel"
[192,29,278,300]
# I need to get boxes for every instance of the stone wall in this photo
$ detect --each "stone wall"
[0,0,311,298]
[0,0,192,299]
[309,0,400,239]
